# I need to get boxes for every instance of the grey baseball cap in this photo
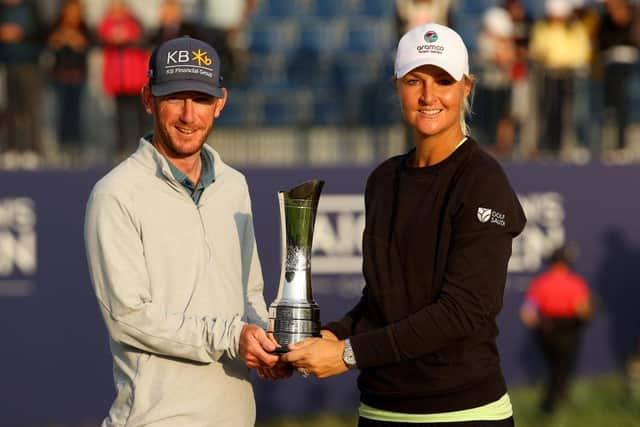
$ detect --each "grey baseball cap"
[148,36,224,98]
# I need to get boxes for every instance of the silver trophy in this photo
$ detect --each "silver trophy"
[267,180,324,353]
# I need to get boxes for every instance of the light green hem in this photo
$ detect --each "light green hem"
[359,393,513,423]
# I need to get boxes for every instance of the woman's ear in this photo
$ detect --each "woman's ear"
[463,75,475,98]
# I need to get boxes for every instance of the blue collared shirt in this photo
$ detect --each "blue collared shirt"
[167,148,215,204]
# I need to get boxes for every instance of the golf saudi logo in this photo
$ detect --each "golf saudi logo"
[477,207,506,226]
[477,207,492,223]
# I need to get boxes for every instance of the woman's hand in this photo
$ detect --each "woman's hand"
[320,329,338,340]
[280,337,349,379]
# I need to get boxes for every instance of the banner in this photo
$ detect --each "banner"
[0,164,638,424]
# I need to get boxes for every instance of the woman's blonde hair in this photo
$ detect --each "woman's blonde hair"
[461,74,475,136]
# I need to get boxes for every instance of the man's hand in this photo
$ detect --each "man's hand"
[239,324,279,369]
[256,360,294,381]
[280,337,349,379]
[519,304,540,329]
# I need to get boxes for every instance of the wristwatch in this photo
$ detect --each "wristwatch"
[342,338,358,369]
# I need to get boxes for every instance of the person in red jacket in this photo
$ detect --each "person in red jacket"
[97,0,150,158]
[520,244,593,414]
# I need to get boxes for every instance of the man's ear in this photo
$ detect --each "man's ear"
[213,88,228,119]
[141,85,154,115]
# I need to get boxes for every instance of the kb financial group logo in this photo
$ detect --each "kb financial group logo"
[164,49,215,78]
[167,49,213,66]
[0,197,37,296]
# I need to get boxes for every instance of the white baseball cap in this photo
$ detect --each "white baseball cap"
[483,7,514,38]
[394,23,469,81]
[545,0,573,18]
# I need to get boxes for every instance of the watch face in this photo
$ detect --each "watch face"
[343,341,356,368]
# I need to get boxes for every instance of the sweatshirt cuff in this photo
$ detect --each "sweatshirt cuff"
[229,319,246,359]
[322,321,351,340]
[350,326,399,369]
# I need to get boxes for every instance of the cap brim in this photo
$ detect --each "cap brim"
[151,80,224,98]
[395,57,465,81]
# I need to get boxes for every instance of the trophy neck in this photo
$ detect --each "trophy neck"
[274,180,324,304]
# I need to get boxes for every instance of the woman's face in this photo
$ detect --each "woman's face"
[160,2,182,25]
[62,2,83,26]
[396,64,471,140]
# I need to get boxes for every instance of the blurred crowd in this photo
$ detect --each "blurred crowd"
[466,0,640,163]
[0,0,639,169]
[0,0,257,168]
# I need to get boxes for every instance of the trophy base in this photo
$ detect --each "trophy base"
[267,303,321,353]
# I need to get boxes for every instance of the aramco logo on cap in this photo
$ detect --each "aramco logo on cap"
[424,31,438,43]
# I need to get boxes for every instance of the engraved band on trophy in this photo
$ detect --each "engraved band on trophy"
[267,180,324,353]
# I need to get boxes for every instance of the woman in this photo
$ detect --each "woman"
[473,6,517,157]
[598,0,639,157]
[97,0,150,158]
[528,0,591,158]
[282,23,526,426]
[47,0,90,163]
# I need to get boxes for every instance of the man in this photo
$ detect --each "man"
[0,0,44,163]
[520,244,593,414]
[84,36,285,427]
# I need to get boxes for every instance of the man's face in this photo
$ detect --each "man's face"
[142,86,227,159]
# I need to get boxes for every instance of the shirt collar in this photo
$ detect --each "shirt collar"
[133,135,226,186]
[166,148,215,191]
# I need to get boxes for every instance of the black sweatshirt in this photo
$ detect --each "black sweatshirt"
[324,139,526,413]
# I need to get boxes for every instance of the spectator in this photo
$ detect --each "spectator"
[473,6,517,158]
[506,0,534,49]
[97,0,150,159]
[0,0,45,167]
[47,0,91,165]
[520,244,593,414]
[395,0,453,37]
[149,0,205,46]
[201,0,257,83]
[528,0,591,159]
[505,0,536,159]
[597,0,640,160]
[572,0,600,161]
